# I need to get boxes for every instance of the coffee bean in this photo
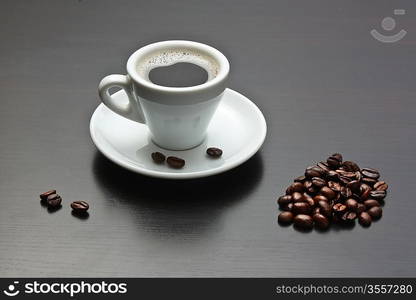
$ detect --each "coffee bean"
[206,147,223,158]
[277,195,292,206]
[333,203,347,214]
[294,175,307,183]
[355,171,362,181]
[292,192,304,202]
[317,162,331,172]
[318,201,332,217]
[345,198,358,211]
[306,186,319,195]
[46,193,62,208]
[363,199,380,209]
[40,189,56,201]
[166,156,185,169]
[151,152,166,164]
[361,177,377,186]
[304,180,313,189]
[358,212,372,226]
[360,184,372,200]
[327,170,340,181]
[367,206,382,219]
[346,180,361,194]
[293,214,313,229]
[303,193,315,207]
[327,155,342,169]
[313,213,330,229]
[286,182,304,194]
[320,186,336,200]
[340,186,352,198]
[370,190,386,201]
[313,207,321,215]
[313,195,329,204]
[281,203,293,212]
[356,203,366,214]
[278,212,294,224]
[336,170,356,179]
[374,181,388,191]
[305,166,326,178]
[361,168,380,180]
[342,161,360,172]
[311,177,326,188]
[342,211,357,221]
[292,202,312,215]
[339,176,352,185]
[71,201,89,212]
[331,153,343,162]
[327,181,341,192]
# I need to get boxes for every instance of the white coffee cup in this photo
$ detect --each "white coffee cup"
[98,40,230,150]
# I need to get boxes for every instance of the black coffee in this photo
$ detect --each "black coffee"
[148,62,208,87]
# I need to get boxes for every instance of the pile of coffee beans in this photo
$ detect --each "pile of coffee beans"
[39,189,89,215]
[151,147,223,169]
[277,153,388,230]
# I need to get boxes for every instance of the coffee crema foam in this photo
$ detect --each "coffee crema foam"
[136,48,220,84]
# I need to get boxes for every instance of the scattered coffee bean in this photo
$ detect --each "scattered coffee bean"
[320,186,336,200]
[359,212,372,226]
[327,181,341,192]
[206,147,223,158]
[345,198,358,211]
[367,206,383,219]
[286,182,304,194]
[356,203,366,214]
[278,212,294,224]
[313,213,329,229]
[312,177,326,188]
[342,211,357,222]
[342,161,360,172]
[294,175,307,183]
[360,183,372,200]
[305,166,326,178]
[281,203,293,212]
[318,201,332,218]
[340,186,352,198]
[361,177,377,186]
[333,203,347,214]
[292,202,312,215]
[40,189,56,201]
[71,201,89,213]
[277,195,292,206]
[151,152,166,164]
[276,154,388,231]
[313,195,328,204]
[46,193,62,208]
[327,153,342,169]
[327,170,339,181]
[370,190,386,201]
[363,199,380,209]
[346,180,361,193]
[374,181,388,191]
[317,161,331,172]
[293,214,313,229]
[166,156,185,169]
[361,168,380,180]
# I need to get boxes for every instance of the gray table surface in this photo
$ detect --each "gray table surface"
[1,0,415,277]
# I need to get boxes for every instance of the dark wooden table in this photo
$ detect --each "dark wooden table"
[1,0,415,277]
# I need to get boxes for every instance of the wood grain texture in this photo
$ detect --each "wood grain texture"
[0,0,415,277]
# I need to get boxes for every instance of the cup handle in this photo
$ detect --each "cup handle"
[98,74,145,123]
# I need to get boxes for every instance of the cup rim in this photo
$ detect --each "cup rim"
[126,40,229,94]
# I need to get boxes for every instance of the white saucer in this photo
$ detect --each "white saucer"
[90,88,267,179]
